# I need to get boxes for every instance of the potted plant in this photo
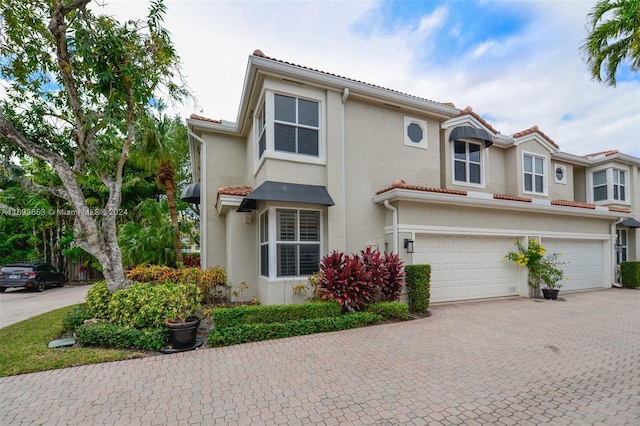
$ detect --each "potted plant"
[506,239,565,300]
[163,282,203,350]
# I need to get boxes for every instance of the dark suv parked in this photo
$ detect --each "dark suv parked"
[0,262,66,293]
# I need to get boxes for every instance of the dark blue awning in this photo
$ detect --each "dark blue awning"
[237,181,334,212]
[180,182,200,203]
[449,125,494,148]
[619,218,640,228]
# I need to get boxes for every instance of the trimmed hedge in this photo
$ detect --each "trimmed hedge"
[208,312,381,347]
[406,264,431,313]
[620,261,640,289]
[212,301,341,329]
[85,281,112,319]
[61,304,93,333]
[365,301,409,320]
[74,322,167,351]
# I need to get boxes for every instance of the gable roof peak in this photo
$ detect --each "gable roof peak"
[513,125,559,149]
[455,106,499,134]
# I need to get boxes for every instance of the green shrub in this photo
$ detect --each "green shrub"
[126,264,227,304]
[85,281,111,319]
[75,322,167,351]
[406,264,431,313]
[108,282,202,329]
[212,301,341,329]
[208,312,381,347]
[365,301,409,320]
[620,261,640,289]
[61,304,93,332]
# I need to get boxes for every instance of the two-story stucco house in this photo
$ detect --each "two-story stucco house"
[184,50,640,305]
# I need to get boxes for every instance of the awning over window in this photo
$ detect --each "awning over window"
[237,181,335,212]
[619,218,640,228]
[449,125,494,148]
[180,182,200,203]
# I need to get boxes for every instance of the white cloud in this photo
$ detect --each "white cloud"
[96,0,638,157]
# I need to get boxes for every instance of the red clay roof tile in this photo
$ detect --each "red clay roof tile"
[376,180,467,196]
[252,50,455,109]
[217,186,253,197]
[583,150,619,158]
[513,125,559,149]
[456,106,499,134]
[551,199,595,209]
[493,194,532,203]
[190,113,221,124]
[608,206,631,213]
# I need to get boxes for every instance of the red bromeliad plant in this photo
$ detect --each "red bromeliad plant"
[318,248,406,311]
[319,251,375,312]
[380,251,406,301]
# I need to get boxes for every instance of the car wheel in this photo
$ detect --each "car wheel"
[0,287,6,293]
[57,279,64,288]
[37,280,45,292]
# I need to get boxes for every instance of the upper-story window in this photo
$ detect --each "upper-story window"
[453,140,482,185]
[273,94,319,156]
[613,169,626,201]
[592,168,628,203]
[257,101,266,158]
[523,153,546,194]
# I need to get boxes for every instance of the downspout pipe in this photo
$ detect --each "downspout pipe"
[384,200,398,254]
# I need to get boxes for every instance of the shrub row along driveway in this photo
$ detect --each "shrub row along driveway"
[1,288,638,425]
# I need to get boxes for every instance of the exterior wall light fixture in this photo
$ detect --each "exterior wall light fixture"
[404,238,415,254]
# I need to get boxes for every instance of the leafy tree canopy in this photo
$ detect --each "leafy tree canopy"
[582,0,640,86]
[0,0,187,291]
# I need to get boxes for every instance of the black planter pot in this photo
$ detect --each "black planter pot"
[166,317,200,350]
[542,289,560,300]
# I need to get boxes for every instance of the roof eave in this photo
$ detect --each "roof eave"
[373,188,632,220]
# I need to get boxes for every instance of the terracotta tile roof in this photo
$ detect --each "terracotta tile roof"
[583,150,619,158]
[551,199,595,209]
[456,106,499,134]
[513,125,559,149]
[252,49,455,109]
[376,180,467,196]
[608,206,631,213]
[190,113,221,124]
[493,194,532,203]
[217,186,253,197]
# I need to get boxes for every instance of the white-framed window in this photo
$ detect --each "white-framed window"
[554,164,567,184]
[403,116,428,149]
[613,169,626,202]
[256,91,322,165]
[591,168,628,203]
[259,208,321,278]
[523,153,546,194]
[256,100,266,159]
[616,229,627,264]
[453,140,482,185]
[274,94,319,156]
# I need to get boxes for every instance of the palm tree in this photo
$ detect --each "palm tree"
[581,0,640,86]
[130,115,186,265]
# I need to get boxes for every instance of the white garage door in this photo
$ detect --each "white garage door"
[414,235,520,303]
[541,238,605,291]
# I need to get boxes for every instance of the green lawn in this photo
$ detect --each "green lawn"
[0,305,148,377]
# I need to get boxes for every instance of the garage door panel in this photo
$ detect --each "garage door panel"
[415,235,519,303]
[542,239,604,291]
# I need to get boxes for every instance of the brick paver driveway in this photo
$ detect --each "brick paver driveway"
[1,288,638,425]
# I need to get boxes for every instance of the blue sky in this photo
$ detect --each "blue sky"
[5,0,637,156]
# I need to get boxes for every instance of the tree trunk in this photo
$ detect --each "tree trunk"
[159,162,183,265]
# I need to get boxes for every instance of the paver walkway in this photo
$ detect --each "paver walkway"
[1,288,638,425]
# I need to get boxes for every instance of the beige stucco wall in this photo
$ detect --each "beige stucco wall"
[397,200,613,236]
[199,132,247,270]
[341,99,444,252]
[548,161,574,200]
